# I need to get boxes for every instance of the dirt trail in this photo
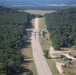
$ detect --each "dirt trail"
[56,62,64,75]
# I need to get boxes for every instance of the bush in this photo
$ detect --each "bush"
[26,71,33,75]
[43,50,49,58]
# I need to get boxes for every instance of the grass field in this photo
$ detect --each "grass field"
[38,18,60,75]
[38,18,51,50]
[23,10,56,15]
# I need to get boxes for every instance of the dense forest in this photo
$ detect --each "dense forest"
[45,8,76,50]
[0,6,31,75]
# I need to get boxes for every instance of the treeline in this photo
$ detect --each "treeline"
[16,6,71,10]
[0,6,31,75]
[45,8,76,50]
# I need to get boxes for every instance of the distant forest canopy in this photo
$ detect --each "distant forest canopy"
[0,6,32,75]
[45,7,76,50]
[14,6,73,10]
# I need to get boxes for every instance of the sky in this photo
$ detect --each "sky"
[4,0,76,2]
[0,0,76,6]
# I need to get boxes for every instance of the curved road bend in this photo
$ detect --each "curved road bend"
[31,18,53,75]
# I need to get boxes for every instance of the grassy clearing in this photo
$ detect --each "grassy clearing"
[21,19,38,75]
[55,49,76,75]
[24,10,56,15]
[62,61,76,75]
[38,18,51,50]
[21,44,38,75]
[38,17,59,75]
[62,50,76,75]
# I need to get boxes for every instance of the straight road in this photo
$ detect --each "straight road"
[31,18,53,75]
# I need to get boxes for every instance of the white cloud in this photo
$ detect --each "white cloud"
[47,4,69,6]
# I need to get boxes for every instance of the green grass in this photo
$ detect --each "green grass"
[39,18,51,50]
[38,17,60,75]
[46,59,60,75]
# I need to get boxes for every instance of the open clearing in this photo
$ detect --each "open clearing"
[23,10,56,15]
[49,46,76,75]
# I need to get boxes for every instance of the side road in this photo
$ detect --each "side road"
[31,18,53,75]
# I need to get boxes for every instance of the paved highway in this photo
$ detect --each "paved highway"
[31,18,53,75]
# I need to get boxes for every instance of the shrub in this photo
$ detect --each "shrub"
[43,50,49,58]
[26,71,33,75]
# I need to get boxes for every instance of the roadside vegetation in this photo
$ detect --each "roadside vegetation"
[43,50,49,58]
[21,42,38,75]
[44,7,76,50]
[39,18,59,75]
[21,19,38,75]
[44,7,76,75]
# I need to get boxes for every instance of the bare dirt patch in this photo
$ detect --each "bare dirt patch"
[56,62,64,75]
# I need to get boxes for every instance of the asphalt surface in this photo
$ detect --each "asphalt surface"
[31,18,53,75]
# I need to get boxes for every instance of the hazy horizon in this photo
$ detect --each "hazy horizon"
[0,0,76,6]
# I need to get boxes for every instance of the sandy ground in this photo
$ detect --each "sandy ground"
[31,18,52,75]
[56,62,64,75]
[49,46,71,58]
